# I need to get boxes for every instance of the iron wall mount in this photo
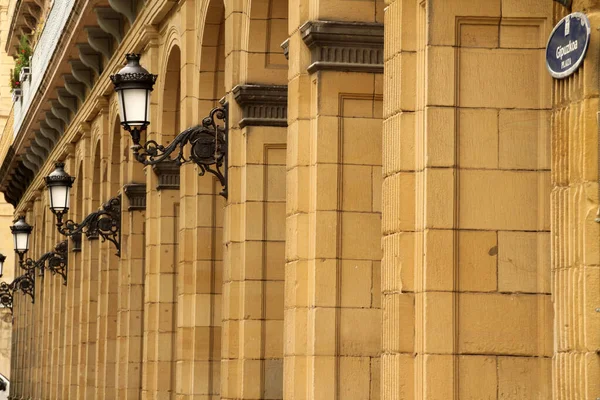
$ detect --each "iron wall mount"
[54,195,122,256]
[129,104,229,198]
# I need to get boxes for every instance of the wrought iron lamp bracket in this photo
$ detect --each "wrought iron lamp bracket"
[129,104,229,198]
[0,268,36,314]
[54,195,122,257]
[34,241,68,285]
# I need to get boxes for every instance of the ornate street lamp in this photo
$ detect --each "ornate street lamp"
[0,254,5,278]
[110,53,229,198]
[45,162,75,223]
[45,162,122,257]
[7,218,36,306]
[10,216,32,261]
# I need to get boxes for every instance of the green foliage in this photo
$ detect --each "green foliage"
[10,35,32,93]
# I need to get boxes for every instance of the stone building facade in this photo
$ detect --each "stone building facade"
[0,0,595,399]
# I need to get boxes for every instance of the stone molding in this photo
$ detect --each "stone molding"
[300,20,384,74]
[232,84,288,128]
[152,160,180,190]
[123,183,147,210]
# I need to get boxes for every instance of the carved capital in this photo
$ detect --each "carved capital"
[152,160,180,190]
[123,183,147,210]
[300,20,384,74]
[232,84,288,128]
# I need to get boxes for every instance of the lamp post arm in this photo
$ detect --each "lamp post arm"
[130,104,229,198]
[53,195,121,257]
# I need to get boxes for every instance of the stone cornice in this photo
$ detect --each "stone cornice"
[123,183,147,211]
[232,84,288,128]
[152,161,180,191]
[300,20,384,74]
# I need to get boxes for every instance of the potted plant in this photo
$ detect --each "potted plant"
[16,36,31,82]
[10,69,21,102]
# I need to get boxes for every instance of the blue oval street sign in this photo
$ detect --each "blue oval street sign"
[546,12,591,79]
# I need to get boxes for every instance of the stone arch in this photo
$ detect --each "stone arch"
[159,44,182,139]
[109,116,122,195]
[198,0,226,111]
[92,141,102,208]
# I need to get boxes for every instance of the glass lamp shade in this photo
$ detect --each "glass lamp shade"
[44,162,75,214]
[10,216,32,254]
[0,253,5,277]
[110,54,157,130]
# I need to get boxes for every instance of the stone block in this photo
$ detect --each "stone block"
[382,232,415,293]
[458,293,552,356]
[459,170,548,231]
[382,293,414,353]
[422,292,454,354]
[500,23,543,50]
[316,0,382,23]
[339,357,371,399]
[383,112,415,174]
[425,168,454,229]
[381,353,414,399]
[458,48,549,109]
[429,0,501,46]
[382,173,416,233]
[342,117,383,166]
[426,107,455,168]
[498,231,550,293]
[426,46,455,107]
[308,307,336,357]
[342,165,373,212]
[497,356,551,399]
[340,308,381,356]
[459,230,498,292]
[264,320,283,359]
[460,22,499,48]
[459,356,497,400]
[424,229,454,291]
[264,358,284,399]
[459,109,498,169]
[423,354,453,400]
[341,260,372,308]
[341,211,382,260]
[499,110,550,171]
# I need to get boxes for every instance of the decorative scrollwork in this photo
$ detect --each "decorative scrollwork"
[131,104,229,198]
[56,195,121,256]
[43,241,68,285]
[0,268,36,315]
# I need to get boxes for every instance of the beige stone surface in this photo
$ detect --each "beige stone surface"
[0,0,583,399]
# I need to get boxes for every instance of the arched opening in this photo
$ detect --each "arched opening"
[198,1,225,112]
[110,118,122,195]
[161,46,181,140]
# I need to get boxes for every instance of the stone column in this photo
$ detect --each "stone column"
[552,2,600,399]
[141,41,178,400]
[219,0,289,396]
[63,152,83,398]
[175,2,224,395]
[285,2,385,398]
[382,0,553,398]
